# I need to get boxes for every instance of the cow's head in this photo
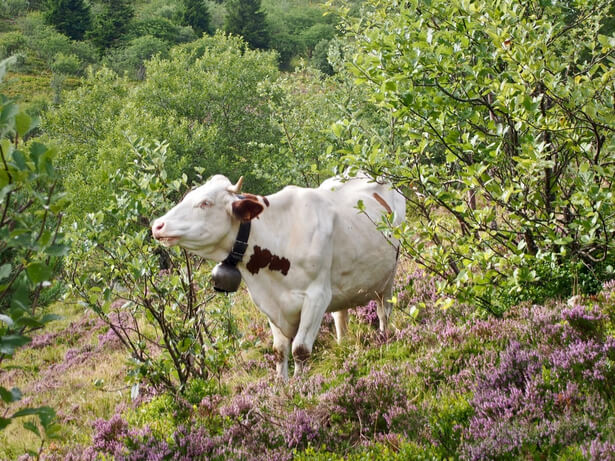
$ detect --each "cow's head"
[151,175,263,258]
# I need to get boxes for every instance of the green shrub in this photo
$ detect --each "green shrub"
[0,57,64,448]
[264,0,337,69]
[45,33,280,224]
[129,17,196,44]
[18,11,96,73]
[310,38,333,75]
[50,52,81,75]
[103,35,169,80]
[337,0,615,313]
[0,32,27,60]
[69,139,243,395]
[0,0,30,19]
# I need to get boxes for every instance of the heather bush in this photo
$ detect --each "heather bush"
[460,299,615,459]
[322,367,420,441]
[50,270,615,459]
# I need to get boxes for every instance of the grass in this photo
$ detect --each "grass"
[0,282,406,458]
[0,301,129,459]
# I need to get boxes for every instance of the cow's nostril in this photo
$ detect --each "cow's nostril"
[154,221,165,232]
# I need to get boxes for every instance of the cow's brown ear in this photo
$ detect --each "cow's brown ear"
[232,198,264,221]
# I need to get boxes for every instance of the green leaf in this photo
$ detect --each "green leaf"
[0,101,18,126]
[23,421,40,437]
[12,150,27,171]
[29,142,47,166]
[0,314,14,327]
[0,417,10,430]
[25,262,52,284]
[40,314,62,324]
[0,184,15,201]
[15,112,32,138]
[13,406,56,427]
[0,334,31,354]
[0,386,22,403]
[0,263,11,281]
[45,244,70,257]
[0,56,18,83]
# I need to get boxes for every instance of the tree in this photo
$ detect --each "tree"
[336,0,615,312]
[87,0,134,50]
[265,2,336,69]
[182,0,212,37]
[44,0,92,41]
[224,0,269,50]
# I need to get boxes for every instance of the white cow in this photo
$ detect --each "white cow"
[152,174,406,379]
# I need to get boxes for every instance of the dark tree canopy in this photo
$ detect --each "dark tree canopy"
[182,0,212,36]
[224,0,269,50]
[44,0,92,40]
[87,0,135,50]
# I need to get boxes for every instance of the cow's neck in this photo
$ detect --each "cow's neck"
[235,204,288,277]
[221,221,251,267]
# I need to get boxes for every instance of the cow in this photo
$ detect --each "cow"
[151,174,406,379]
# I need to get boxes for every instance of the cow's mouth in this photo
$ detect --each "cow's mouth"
[156,236,180,246]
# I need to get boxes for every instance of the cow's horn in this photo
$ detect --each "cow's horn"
[227,176,244,194]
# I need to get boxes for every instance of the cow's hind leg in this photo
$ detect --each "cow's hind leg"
[377,277,395,334]
[269,320,291,380]
[332,310,348,344]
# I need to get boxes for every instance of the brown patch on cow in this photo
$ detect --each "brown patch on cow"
[246,245,291,276]
[262,196,270,207]
[269,254,290,275]
[373,192,392,214]
[293,345,310,364]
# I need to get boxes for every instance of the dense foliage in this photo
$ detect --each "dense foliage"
[264,0,337,70]
[43,33,280,223]
[87,0,135,51]
[337,0,615,312]
[182,0,212,36]
[0,57,64,452]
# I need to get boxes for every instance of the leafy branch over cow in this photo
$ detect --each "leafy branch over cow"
[152,174,406,379]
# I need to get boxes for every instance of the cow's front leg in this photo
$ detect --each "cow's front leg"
[269,320,291,380]
[292,286,332,376]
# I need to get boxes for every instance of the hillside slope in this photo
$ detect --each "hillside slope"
[2,271,615,460]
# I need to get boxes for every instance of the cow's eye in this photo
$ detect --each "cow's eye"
[198,200,211,209]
